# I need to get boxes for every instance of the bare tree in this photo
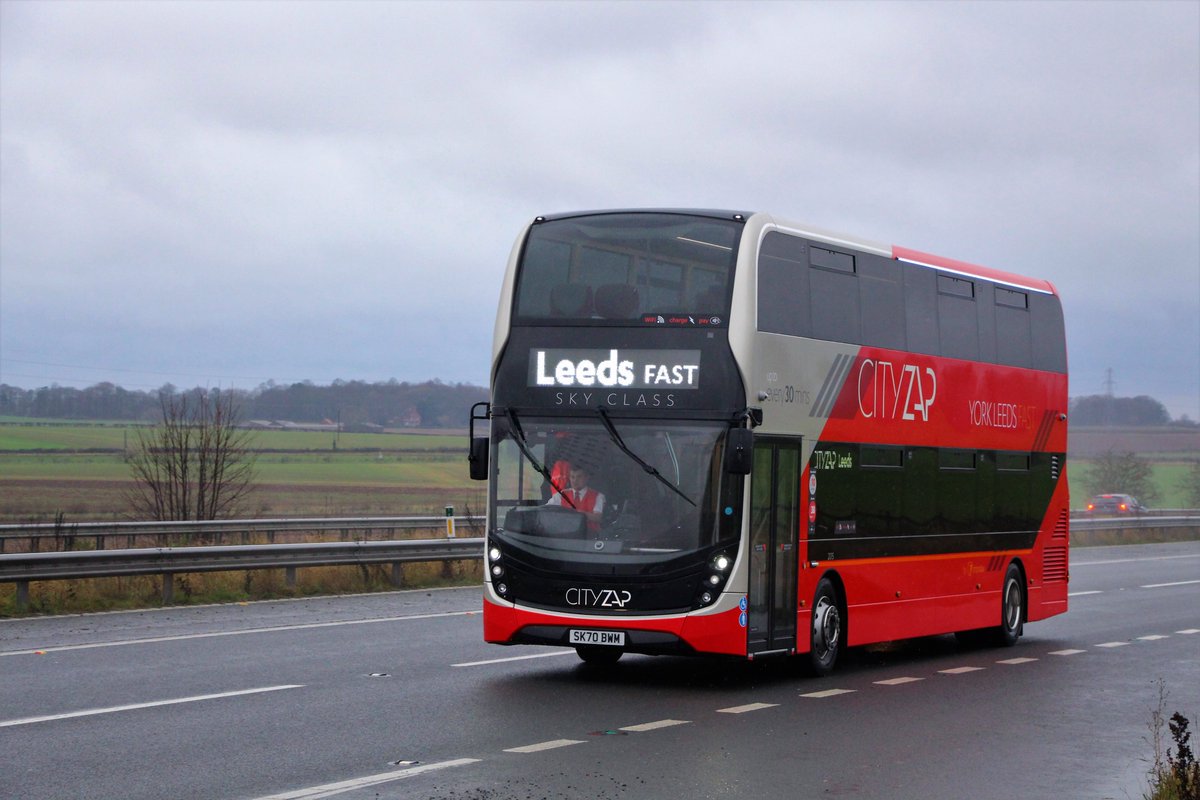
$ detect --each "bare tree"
[1083,448,1159,506]
[126,390,257,520]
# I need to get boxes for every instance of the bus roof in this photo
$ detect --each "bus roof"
[754,212,1059,297]
[530,210,1059,297]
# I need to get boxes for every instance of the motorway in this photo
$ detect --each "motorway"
[2,541,1197,800]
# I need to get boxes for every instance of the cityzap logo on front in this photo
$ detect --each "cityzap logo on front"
[529,348,701,390]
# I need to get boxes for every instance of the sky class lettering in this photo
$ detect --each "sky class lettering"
[531,348,700,390]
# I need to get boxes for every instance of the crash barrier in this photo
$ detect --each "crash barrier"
[0,514,485,553]
[1,537,484,610]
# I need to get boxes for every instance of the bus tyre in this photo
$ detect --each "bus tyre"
[575,646,623,666]
[995,563,1025,647]
[807,578,843,676]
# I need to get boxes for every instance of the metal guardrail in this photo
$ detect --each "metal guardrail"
[0,515,485,552]
[1070,514,1200,531]
[1,538,484,609]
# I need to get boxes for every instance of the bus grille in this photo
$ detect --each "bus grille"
[1043,546,1068,583]
[1052,509,1068,539]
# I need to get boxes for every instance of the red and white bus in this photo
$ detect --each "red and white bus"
[469,210,1068,672]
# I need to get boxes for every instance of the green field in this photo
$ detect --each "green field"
[0,422,480,522]
[0,422,462,452]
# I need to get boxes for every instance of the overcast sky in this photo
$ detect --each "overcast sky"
[1,1,1197,419]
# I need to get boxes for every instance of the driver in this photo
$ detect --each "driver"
[547,464,605,533]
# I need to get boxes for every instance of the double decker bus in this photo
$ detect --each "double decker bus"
[469,210,1068,673]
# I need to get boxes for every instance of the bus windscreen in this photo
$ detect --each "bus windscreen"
[513,213,742,324]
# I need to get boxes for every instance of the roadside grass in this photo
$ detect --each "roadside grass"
[0,559,485,617]
[1144,680,1199,800]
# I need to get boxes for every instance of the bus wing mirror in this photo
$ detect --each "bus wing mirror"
[468,401,490,481]
[469,437,489,481]
[725,428,754,475]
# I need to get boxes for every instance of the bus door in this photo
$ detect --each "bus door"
[747,438,801,656]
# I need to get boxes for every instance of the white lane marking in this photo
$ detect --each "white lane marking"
[875,676,923,686]
[800,688,856,698]
[1138,635,1170,641]
[1069,590,1103,597]
[252,758,480,800]
[452,651,574,667]
[1178,629,1200,635]
[504,739,585,754]
[0,684,303,728]
[1048,649,1086,656]
[621,719,690,732]
[718,702,778,714]
[1073,554,1200,567]
[1142,580,1200,589]
[939,666,985,675]
[996,657,1038,665]
[1096,641,1130,648]
[0,611,477,657]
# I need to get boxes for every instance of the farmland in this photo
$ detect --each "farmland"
[0,421,483,523]
[2,420,1196,524]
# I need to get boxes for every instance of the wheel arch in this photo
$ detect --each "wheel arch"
[1006,557,1029,624]
[817,568,848,640]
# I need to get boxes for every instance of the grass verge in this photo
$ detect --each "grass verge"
[0,560,483,617]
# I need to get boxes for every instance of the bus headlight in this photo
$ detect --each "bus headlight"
[696,551,733,607]
[488,546,502,562]
[491,564,504,578]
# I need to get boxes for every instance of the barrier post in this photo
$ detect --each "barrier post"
[442,506,455,578]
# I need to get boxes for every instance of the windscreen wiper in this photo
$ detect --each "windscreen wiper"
[504,408,576,509]
[596,407,696,507]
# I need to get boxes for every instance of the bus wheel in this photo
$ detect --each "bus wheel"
[996,563,1025,647]
[575,646,623,666]
[807,578,842,676]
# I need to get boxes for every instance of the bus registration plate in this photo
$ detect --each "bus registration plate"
[569,629,625,647]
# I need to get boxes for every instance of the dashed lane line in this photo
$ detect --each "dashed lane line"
[1048,649,1086,656]
[1096,641,1130,648]
[801,688,856,698]
[996,657,1038,665]
[1,684,304,728]
[1138,635,1170,641]
[251,758,482,800]
[1178,629,1200,634]
[452,651,575,667]
[939,666,985,674]
[504,739,586,754]
[874,676,924,686]
[621,719,690,732]
[1142,580,1200,589]
[718,702,779,714]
